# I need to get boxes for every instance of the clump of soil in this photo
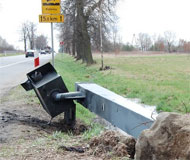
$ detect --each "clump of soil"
[58,130,136,159]
[99,66,112,71]
[88,130,136,159]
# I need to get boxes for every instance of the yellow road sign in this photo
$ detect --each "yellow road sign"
[42,0,60,14]
[42,0,60,3]
[39,14,64,23]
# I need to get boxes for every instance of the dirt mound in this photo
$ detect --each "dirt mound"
[89,130,136,159]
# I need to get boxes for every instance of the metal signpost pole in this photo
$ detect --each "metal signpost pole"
[40,0,63,67]
[51,22,54,67]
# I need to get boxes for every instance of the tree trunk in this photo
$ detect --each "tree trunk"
[72,38,76,56]
[24,36,27,52]
[168,42,171,53]
[72,19,76,57]
[76,25,84,61]
[83,21,94,64]
[76,0,94,64]
[30,41,34,50]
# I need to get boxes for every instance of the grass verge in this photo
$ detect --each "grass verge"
[55,53,190,113]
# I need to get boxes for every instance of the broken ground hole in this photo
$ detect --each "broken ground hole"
[99,65,113,71]
[0,111,89,135]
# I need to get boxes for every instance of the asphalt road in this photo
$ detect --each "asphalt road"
[0,54,52,97]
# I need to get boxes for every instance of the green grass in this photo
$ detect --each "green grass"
[82,123,104,140]
[55,53,190,113]
[0,53,23,57]
[55,55,104,139]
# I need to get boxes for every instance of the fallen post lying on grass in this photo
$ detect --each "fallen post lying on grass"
[21,62,157,138]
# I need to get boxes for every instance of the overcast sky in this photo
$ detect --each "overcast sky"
[0,0,190,50]
[117,0,190,43]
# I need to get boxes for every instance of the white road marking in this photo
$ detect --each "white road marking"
[0,59,33,69]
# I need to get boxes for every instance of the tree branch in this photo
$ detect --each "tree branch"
[86,0,104,18]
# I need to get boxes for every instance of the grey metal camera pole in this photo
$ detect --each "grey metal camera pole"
[51,22,55,67]
[21,63,157,138]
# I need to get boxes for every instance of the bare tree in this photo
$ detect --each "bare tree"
[154,35,165,51]
[27,22,37,50]
[20,22,28,52]
[178,39,190,53]
[20,21,37,51]
[75,0,105,64]
[137,33,152,51]
[151,34,157,51]
[35,35,48,50]
[58,0,119,65]
[57,0,76,55]
[144,34,152,51]
[111,22,118,52]
[164,31,176,53]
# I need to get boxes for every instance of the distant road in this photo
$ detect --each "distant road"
[0,54,52,97]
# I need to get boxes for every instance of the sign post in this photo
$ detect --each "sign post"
[60,41,64,53]
[51,22,54,66]
[39,0,64,67]
[34,51,40,67]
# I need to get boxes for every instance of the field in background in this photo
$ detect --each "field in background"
[55,53,190,113]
